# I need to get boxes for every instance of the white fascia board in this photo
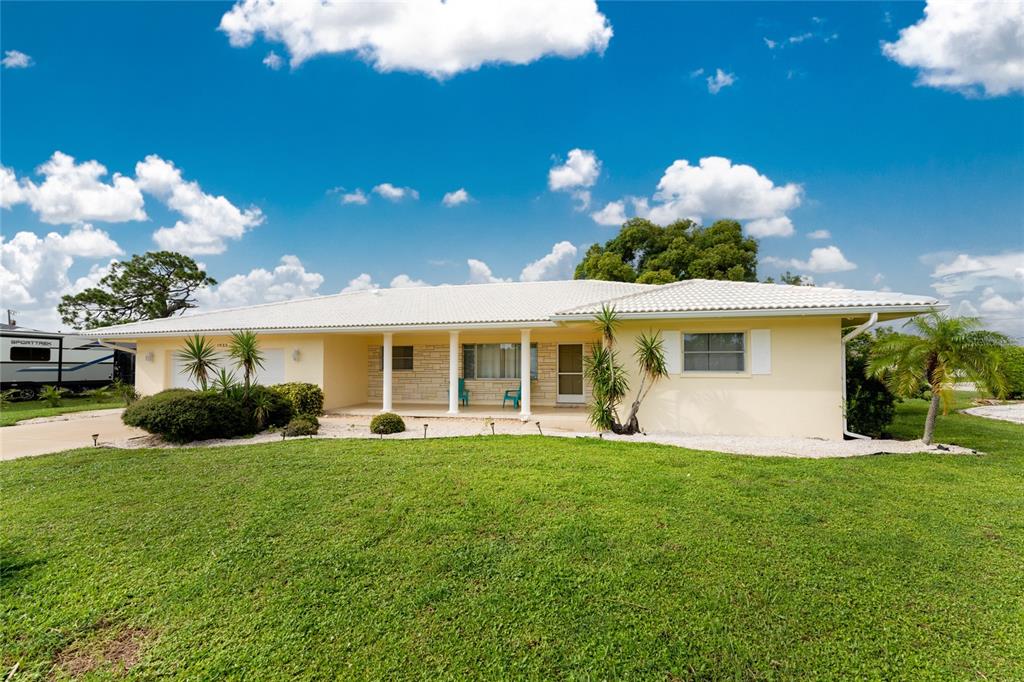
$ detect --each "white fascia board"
[552,303,946,322]
[84,320,558,339]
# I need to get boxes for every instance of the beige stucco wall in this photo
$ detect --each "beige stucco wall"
[323,334,371,409]
[617,317,844,439]
[133,334,325,397]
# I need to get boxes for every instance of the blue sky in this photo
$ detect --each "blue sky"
[2,1,1022,336]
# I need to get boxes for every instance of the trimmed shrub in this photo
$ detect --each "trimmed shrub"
[998,346,1024,399]
[247,385,293,429]
[370,412,405,435]
[846,332,897,438]
[122,389,249,444]
[283,415,319,437]
[271,382,324,416]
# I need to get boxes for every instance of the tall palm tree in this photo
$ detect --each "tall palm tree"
[594,303,620,350]
[227,330,265,398]
[176,334,219,390]
[868,313,1009,444]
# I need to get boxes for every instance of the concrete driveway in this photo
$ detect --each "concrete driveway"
[0,409,144,461]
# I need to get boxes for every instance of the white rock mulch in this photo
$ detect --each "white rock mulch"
[963,403,1024,425]
[109,414,976,458]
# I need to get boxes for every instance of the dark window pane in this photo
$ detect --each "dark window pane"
[709,352,744,371]
[684,353,709,371]
[558,344,583,373]
[709,333,744,352]
[462,345,475,379]
[684,334,708,352]
[11,346,51,361]
[558,374,583,395]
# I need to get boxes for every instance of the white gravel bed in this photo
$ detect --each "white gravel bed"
[963,403,1024,425]
[109,414,976,458]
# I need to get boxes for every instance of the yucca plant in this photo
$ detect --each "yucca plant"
[620,331,669,433]
[251,390,274,429]
[868,313,1009,444]
[227,330,265,398]
[584,343,628,431]
[211,366,239,394]
[177,335,219,390]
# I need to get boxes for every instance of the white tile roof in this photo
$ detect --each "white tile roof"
[84,278,943,338]
[554,279,942,317]
[83,280,654,337]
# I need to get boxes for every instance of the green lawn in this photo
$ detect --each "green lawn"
[1,398,1021,679]
[0,396,125,427]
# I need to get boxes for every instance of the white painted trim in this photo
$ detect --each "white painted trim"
[448,330,459,415]
[382,332,393,412]
[554,304,945,321]
[661,330,682,375]
[750,329,771,375]
[556,343,586,404]
[519,329,531,419]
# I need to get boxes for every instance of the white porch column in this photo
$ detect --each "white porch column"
[448,330,460,414]
[382,332,393,412]
[520,328,531,420]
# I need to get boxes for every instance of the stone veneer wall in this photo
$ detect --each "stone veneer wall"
[367,342,584,406]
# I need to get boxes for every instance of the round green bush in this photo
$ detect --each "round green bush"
[270,382,324,416]
[247,385,293,428]
[123,389,249,444]
[370,412,405,435]
[282,415,319,437]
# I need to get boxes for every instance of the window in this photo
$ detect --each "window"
[683,333,744,372]
[379,345,414,371]
[10,346,51,362]
[463,343,537,380]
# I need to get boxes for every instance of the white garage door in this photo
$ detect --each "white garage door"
[170,349,285,388]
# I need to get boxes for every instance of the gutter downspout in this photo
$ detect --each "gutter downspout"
[841,312,878,440]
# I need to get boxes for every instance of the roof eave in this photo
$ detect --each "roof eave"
[553,303,947,321]
[82,319,559,338]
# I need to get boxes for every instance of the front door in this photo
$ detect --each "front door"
[557,344,585,404]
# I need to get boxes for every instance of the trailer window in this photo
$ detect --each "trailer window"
[11,347,51,362]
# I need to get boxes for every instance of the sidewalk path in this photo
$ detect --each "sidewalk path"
[0,409,143,461]
[964,403,1024,425]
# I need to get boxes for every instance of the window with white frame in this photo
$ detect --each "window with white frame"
[683,333,745,372]
[463,343,537,380]
[379,345,414,371]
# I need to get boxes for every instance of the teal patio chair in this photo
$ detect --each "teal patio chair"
[502,384,521,409]
[447,378,470,406]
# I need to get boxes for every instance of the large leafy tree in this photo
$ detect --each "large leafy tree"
[58,251,216,329]
[868,314,1010,444]
[574,218,758,283]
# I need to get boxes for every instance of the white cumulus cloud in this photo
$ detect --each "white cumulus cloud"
[136,155,264,255]
[338,188,368,205]
[590,200,627,226]
[549,148,600,210]
[807,229,831,239]
[882,0,1024,97]
[646,156,802,237]
[766,245,857,273]
[442,188,471,207]
[218,0,612,79]
[0,224,123,329]
[2,50,32,68]
[1,152,146,224]
[929,251,1024,297]
[372,183,419,202]
[706,68,736,94]
[466,258,510,284]
[519,241,578,282]
[390,274,429,288]
[341,273,379,293]
[262,51,283,70]
[196,255,325,310]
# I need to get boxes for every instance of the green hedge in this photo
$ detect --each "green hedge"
[271,382,324,416]
[123,389,249,444]
[846,332,896,438]
[249,385,293,428]
[998,346,1024,399]
[370,412,405,435]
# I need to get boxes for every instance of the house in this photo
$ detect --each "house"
[83,279,944,439]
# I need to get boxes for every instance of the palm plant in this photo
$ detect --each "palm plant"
[868,313,1010,444]
[620,331,669,433]
[251,390,273,429]
[583,305,668,435]
[40,385,65,407]
[227,330,265,398]
[177,334,219,390]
